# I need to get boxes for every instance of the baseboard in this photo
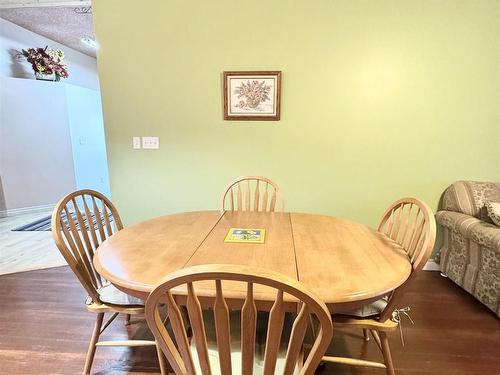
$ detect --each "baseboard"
[0,203,54,218]
[423,260,441,271]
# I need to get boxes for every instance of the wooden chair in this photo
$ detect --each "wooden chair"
[51,189,167,375]
[145,264,333,375]
[322,197,436,375]
[220,176,285,213]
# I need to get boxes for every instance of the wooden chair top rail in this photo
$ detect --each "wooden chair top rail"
[146,264,333,375]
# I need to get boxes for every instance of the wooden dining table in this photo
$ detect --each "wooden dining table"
[94,210,411,313]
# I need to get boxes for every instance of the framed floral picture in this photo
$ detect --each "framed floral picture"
[223,71,281,121]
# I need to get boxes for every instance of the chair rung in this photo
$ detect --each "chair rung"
[331,316,398,331]
[322,356,387,369]
[96,340,156,347]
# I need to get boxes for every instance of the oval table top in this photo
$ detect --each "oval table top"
[94,210,411,312]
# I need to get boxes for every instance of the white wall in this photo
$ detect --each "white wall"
[66,84,110,197]
[0,76,77,211]
[0,18,109,213]
[0,76,111,213]
[0,17,99,90]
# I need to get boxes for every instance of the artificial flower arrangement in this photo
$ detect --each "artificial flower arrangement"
[21,46,69,81]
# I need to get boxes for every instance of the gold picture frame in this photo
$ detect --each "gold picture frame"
[223,71,281,121]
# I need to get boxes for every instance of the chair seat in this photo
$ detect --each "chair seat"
[97,283,144,306]
[190,311,298,374]
[339,298,388,318]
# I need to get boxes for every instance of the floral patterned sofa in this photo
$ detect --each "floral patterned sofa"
[437,181,500,317]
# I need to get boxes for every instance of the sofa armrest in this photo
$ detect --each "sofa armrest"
[436,211,481,234]
[436,211,500,252]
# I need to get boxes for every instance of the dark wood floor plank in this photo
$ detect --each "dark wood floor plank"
[0,266,498,374]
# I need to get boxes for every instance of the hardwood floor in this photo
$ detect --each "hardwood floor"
[0,267,498,374]
[0,210,66,275]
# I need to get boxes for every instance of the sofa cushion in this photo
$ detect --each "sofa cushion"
[486,201,500,227]
[442,181,500,222]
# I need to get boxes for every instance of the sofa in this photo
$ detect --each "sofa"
[436,181,500,317]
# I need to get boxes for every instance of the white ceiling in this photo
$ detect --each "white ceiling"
[0,1,90,9]
[0,3,96,57]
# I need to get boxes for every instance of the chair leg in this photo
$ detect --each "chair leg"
[363,329,370,341]
[124,314,131,326]
[156,343,168,375]
[83,313,104,375]
[379,331,396,375]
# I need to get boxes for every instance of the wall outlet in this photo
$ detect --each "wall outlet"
[132,137,141,149]
[142,136,160,149]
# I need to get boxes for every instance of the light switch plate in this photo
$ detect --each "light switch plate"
[142,136,160,149]
[132,137,141,149]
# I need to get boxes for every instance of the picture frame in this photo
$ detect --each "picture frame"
[223,71,281,121]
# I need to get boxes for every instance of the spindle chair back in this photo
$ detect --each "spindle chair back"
[322,197,436,375]
[145,264,333,375]
[376,197,436,321]
[51,189,123,303]
[220,176,284,213]
[51,190,166,375]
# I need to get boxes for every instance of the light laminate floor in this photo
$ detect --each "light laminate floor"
[0,210,66,275]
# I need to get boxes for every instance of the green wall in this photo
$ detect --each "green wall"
[93,0,500,229]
